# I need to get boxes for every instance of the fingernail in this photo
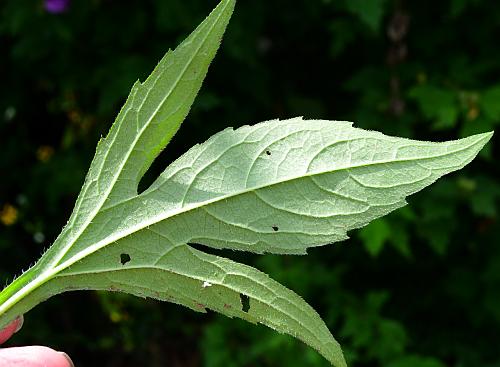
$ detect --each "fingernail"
[59,352,75,367]
[14,315,24,333]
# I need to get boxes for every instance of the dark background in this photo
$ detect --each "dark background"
[1,0,499,366]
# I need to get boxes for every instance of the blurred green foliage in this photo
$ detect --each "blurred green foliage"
[0,0,499,366]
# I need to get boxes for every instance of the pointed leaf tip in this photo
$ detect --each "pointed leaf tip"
[481,130,494,142]
[469,130,494,144]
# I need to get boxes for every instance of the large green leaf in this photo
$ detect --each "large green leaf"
[0,0,236,328]
[0,0,493,366]
[0,116,491,365]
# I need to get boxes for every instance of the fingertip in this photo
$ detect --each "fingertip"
[0,346,75,367]
[0,316,23,344]
[59,352,75,367]
[14,315,24,333]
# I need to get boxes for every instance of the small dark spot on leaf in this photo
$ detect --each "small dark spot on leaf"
[266,150,271,156]
[272,226,279,232]
[224,303,231,309]
[240,293,250,313]
[120,253,131,265]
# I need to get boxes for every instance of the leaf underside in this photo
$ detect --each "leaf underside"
[0,1,493,366]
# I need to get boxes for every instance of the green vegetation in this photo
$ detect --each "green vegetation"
[0,1,498,366]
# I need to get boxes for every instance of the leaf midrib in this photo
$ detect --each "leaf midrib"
[52,133,486,276]
[56,244,337,361]
[48,2,230,269]
[57,264,332,342]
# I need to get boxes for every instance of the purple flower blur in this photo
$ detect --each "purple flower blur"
[44,0,70,14]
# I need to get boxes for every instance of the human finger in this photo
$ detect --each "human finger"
[0,346,74,367]
[0,316,23,345]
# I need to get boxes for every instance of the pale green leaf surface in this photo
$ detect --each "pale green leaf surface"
[0,119,491,366]
[35,0,235,272]
[55,118,493,261]
[0,1,494,366]
[1,118,490,365]
[58,239,346,367]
